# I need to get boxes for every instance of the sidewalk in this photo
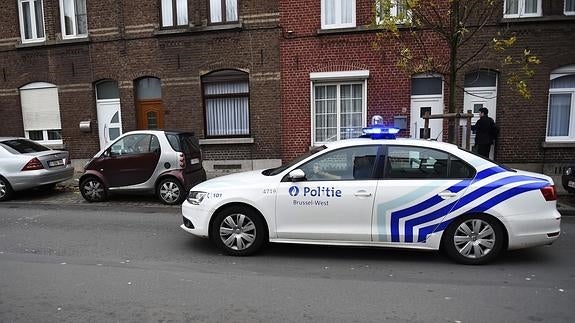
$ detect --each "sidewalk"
[4,176,575,215]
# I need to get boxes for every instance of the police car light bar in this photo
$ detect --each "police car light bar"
[361,125,400,139]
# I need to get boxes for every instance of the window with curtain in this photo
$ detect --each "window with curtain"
[18,0,45,43]
[547,73,575,141]
[504,0,541,18]
[202,70,250,137]
[322,0,356,29]
[566,0,575,14]
[209,0,238,24]
[313,82,364,144]
[375,0,410,23]
[161,0,188,27]
[59,0,87,38]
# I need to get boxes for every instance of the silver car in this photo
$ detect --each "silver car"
[0,137,74,201]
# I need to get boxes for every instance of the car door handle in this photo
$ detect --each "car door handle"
[354,191,372,198]
[438,191,458,199]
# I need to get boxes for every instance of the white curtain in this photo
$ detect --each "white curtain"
[210,0,222,22]
[177,0,188,25]
[340,84,363,139]
[505,0,519,14]
[161,0,172,26]
[205,81,249,136]
[315,85,337,142]
[226,0,237,21]
[525,0,538,14]
[548,94,571,136]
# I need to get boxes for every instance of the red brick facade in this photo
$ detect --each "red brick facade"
[280,0,575,179]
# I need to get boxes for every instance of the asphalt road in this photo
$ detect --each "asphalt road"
[0,204,574,323]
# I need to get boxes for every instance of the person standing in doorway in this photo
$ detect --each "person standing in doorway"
[471,107,498,158]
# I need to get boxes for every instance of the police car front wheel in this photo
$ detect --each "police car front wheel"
[210,206,266,256]
[443,214,505,265]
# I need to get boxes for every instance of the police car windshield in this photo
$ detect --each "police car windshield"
[263,145,327,176]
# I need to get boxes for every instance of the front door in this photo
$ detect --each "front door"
[410,96,444,141]
[275,145,380,241]
[463,88,497,158]
[137,100,164,130]
[96,100,122,150]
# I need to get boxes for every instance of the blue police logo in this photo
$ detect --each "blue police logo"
[289,186,300,196]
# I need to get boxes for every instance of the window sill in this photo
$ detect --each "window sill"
[542,142,575,148]
[199,137,254,145]
[316,23,411,35]
[501,15,575,24]
[16,37,90,49]
[154,23,242,36]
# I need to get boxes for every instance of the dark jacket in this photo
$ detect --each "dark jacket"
[471,115,497,145]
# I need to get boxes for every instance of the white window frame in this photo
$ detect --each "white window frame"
[566,0,575,15]
[546,67,575,142]
[310,71,369,146]
[161,0,189,27]
[503,0,542,18]
[321,0,356,30]
[19,82,63,146]
[375,0,411,24]
[59,0,88,39]
[18,0,46,44]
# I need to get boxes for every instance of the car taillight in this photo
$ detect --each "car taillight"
[179,153,185,168]
[21,158,44,171]
[540,185,557,201]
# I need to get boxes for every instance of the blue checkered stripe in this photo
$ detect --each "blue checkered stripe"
[387,166,550,243]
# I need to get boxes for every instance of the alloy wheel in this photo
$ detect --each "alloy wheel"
[453,219,496,259]
[82,179,105,201]
[219,213,257,251]
[159,181,181,204]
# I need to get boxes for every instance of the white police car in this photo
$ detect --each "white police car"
[181,126,561,264]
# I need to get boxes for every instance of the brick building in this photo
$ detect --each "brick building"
[280,0,575,189]
[0,0,282,175]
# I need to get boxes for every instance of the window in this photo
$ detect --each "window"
[19,83,63,145]
[161,0,188,27]
[18,0,45,43]
[566,0,575,15]
[504,0,541,18]
[202,70,250,137]
[376,0,410,23]
[109,134,157,156]
[322,0,356,29]
[59,0,87,39]
[547,67,575,142]
[209,0,238,24]
[299,146,380,181]
[385,146,474,179]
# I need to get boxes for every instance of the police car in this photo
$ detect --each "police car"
[181,125,561,264]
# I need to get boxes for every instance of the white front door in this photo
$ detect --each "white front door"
[410,96,444,141]
[96,99,122,149]
[463,87,497,157]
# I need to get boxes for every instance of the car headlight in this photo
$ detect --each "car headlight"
[566,167,573,176]
[187,191,207,205]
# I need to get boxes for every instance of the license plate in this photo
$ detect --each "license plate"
[569,180,575,188]
[48,159,65,167]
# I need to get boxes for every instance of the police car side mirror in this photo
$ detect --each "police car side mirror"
[288,169,306,181]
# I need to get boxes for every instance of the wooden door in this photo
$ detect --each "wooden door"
[137,100,164,130]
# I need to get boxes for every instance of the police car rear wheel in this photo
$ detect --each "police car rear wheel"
[211,206,266,256]
[443,215,504,265]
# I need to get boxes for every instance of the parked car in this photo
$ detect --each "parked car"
[181,126,561,265]
[80,130,206,205]
[563,165,575,194]
[0,137,74,201]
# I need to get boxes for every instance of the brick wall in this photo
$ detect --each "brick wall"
[0,0,282,165]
